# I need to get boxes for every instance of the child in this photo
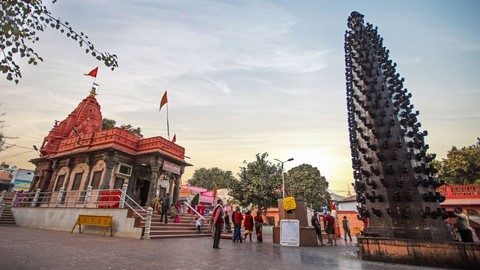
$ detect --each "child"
[196,216,204,233]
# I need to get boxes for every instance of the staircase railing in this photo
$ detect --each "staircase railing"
[184,202,212,233]
[183,201,204,219]
[6,185,147,220]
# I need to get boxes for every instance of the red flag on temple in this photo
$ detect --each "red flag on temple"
[159,91,168,111]
[172,134,176,143]
[213,184,218,203]
[84,67,98,78]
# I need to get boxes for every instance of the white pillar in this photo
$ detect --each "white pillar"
[83,186,92,208]
[31,188,41,207]
[120,183,128,208]
[145,207,153,240]
[55,187,64,207]
[10,191,18,207]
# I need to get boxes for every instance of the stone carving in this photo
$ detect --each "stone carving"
[344,11,450,241]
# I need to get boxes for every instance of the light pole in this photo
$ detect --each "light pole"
[274,158,294,198]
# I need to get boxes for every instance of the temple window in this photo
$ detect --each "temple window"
[91,171,102,189]
[54,175,65,191]
[114,177,124,189]
[71,172,84,191]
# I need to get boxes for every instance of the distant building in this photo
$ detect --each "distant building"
[29,87,191,206]
[11,169,34,192]
[336,195,364,237]
[0,170,12,191]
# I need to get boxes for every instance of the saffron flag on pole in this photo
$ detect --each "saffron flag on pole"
[159,91,168,111]
[213,184,217,202]
[172,134,176,143]
[84,67,98,78]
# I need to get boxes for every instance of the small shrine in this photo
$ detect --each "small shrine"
[30,87,191,206]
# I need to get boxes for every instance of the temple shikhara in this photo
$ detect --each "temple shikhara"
[30,87,191,206]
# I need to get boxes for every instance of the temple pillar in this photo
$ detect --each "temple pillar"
[81,156,95,190]
[147,159,162,207]
[100,152,117,189]
[47,160,60,191]
[172,175,180,204]
[62,159,75,191]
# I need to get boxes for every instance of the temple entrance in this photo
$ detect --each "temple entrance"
[139,178,150,206]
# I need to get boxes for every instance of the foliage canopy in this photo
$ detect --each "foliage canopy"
[101,118,143,137]
[229,153,283,210]
[434,138,480,185]
[1,0,118,83]
[187,167,236,190]
[284,164,331,210]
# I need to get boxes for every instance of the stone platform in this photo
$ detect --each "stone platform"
[358,236,480,269]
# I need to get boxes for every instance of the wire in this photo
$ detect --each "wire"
[5,143,35,150]
[0,150,35,159]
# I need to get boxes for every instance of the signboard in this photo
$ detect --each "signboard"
[12,180,31,192]
[280,219,299,247]
[163,160,181,175]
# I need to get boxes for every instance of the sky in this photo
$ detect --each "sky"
[1,0,479,196]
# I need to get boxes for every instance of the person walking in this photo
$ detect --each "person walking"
[342,216,353,242]
[224,212,231,233]
[454,206,474,242]
[243,210,254,242]
[233,206,244,243]
[324,211,336,246]
[311,211,325,246]
[254,211,264,243]
[212,199,224,249]
[160,193,170,224]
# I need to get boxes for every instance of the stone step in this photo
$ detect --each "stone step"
[150,230,203,236]
[0,220,16,225]
[149,233,211,239]
[149,225,202,231]
[129,208,214,239]
[143,221,209,226]
[0,207,16,225]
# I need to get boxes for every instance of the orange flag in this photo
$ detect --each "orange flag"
[213,184,217,203]
[84,67,98,78]
[159,91,168,111]
[172,134,176,143]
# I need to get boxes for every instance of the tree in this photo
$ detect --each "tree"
[101,118,143,137]
[102,118,116,130]
[187,167,236,190]
[1,0,118,84]
[284,164,331,210]
[435,138,480,185]
[229,153,282,211]
[0,106,15,152]
[119,124,143,138]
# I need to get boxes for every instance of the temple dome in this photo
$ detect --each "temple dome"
[39,89,102,157]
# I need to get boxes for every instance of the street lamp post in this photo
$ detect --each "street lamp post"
[274,158,294,198]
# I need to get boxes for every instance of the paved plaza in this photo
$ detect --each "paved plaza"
[0,225,445,270]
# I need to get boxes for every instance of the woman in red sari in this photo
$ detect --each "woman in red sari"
[243,210,254,242]
[254,211,264,243]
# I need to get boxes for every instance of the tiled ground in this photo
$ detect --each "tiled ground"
[0,225,445,270]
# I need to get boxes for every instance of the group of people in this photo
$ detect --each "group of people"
[311,211,353,246]
[153,193,182,224]
[212,199,264,249]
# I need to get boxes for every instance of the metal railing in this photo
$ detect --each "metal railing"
[0,184,147,220]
